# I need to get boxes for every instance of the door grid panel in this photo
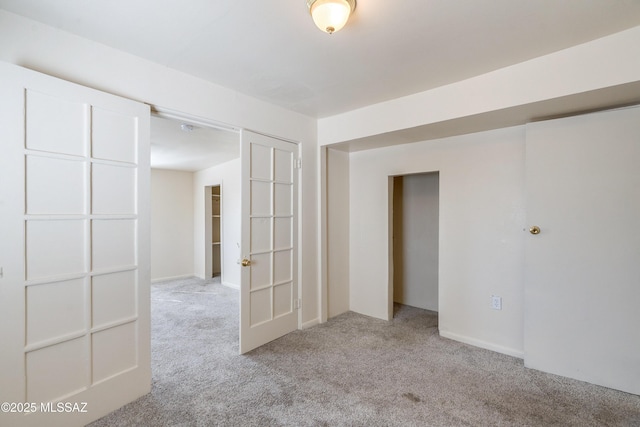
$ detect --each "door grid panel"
[26,337,89,402]
[1,63,150,426]
[25,219,87,280]
[26,155,86,215]
[26,279,86,346]
[91,107,137,163]
[92,323,137,384]
[241,130,298,353]
[22,92,142,401]
[92,271,137,328]
[248,143,295,327]
[25,90,87,156]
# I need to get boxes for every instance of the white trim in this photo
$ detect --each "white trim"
[222,281,239,290]
[151,274,194,284]
[318,146,328,323]
[439,329,524,359]
[297,143,303,331]
[302,318,320,329]
[151,106,240,134]
[243,128,299,145]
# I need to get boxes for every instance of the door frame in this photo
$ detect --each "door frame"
[152,107,303,332]
[389,172,440,318]
[319,147,443,322]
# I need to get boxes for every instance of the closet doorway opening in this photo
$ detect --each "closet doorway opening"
[205,185,222,279]
[391,172,439,319]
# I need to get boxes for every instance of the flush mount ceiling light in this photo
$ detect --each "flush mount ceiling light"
[307,0,356,34]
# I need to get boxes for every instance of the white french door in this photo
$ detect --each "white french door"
[0,63,151,426]
[524,106,640,395]
[240,130,299,354]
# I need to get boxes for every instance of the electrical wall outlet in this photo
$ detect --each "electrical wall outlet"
[491,295,502,310]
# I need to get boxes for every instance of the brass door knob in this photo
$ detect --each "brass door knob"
[529,226,541,235]
[241,258,251,267]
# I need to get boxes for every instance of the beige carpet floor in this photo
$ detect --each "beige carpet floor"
[89,277,640,426]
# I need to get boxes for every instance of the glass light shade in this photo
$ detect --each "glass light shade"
[308,0,354,34]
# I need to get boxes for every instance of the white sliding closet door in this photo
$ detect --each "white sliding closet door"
[0,63,151,426]
[524,106,640,395]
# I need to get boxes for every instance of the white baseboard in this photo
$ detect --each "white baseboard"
[151,274,194,283]
[439,329,524,359]
[302,318,320,329]
[222,281,239,290]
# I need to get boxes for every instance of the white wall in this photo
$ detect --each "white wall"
[324,25,639,361]
[194,159,241,288]
[0,10,319,324]
[327,148,350,317]
[393,173,439,312]
[349,126,526,357]
[150,169,194,281]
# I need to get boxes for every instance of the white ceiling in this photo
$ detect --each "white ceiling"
[150,115,239,172]
[2,0,640,119]
[3,1,640,170]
